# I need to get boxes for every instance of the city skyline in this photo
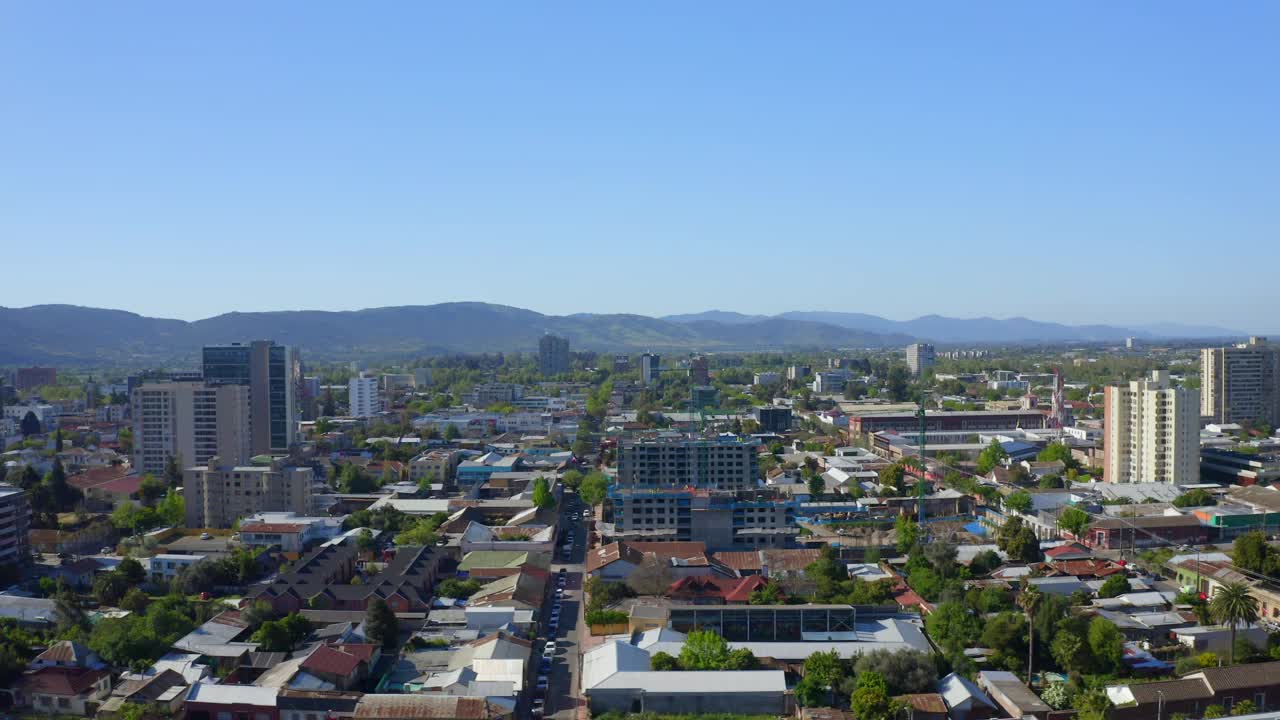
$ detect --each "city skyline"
[3,3,1278,328]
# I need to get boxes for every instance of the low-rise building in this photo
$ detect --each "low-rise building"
[16,667,111,714]
[0,484,31,568]
[184,459,314,529]
[409,449,463,484]
[1106,660,1280,720]
[238,513,345,552]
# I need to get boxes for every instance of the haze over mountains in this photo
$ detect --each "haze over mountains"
[0,303,1246,366]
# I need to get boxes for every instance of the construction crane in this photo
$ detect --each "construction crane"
[916,395,928,528]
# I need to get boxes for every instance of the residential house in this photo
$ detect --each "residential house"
[98,669,190,718]
[977,670,1051,720]
[938,672,998,720]
[30,641,105,670]
[466,570,547,612]
[456,550,550,582]
[665,575,768,604]
[353,694,514,720]
[894,693,949,720]
[298,644,379,691]
[1106,660,1280,720]
[1083,515,1208,550]
[277,690,363,720]
[185,683,279,720]
[17,667,112,715]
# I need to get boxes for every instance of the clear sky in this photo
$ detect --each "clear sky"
[2,3,1277,329]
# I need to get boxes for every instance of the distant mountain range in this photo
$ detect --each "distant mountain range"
[666,310,1246,344]
[0,303,1250,366]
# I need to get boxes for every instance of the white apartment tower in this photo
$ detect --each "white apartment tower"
[131,382,252,476]
[905,343,936,377]
[1201,337,1280,426]
[1104,370,1200,484]
[348,373,381,418]
[640,353,661,386]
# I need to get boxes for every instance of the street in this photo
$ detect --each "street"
[536,492,588,720]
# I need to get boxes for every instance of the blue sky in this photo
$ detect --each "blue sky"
[2,3,1277,330]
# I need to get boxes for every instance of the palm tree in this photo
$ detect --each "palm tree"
[1018,583,1043,683]
[1210,582,1259,664]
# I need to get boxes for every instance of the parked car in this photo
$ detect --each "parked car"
[531,700,546,716]
[537,675,549,691]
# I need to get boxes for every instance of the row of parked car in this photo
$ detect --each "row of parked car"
[531,565,571,716]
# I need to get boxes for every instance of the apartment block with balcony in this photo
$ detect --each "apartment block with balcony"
[605,487,798,551]
[0,485,31,569]
[1104,370,1200,484]
[617,437,760,491]
[183,459,314,529]
[131,382,252,477]
[1201,337,1280,426]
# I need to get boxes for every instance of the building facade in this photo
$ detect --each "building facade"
[1201,337,1280,426]
[131,382,252,476]
[606,487,798,551]
[641,354,661,386]
[348,374,381,418]
[538,334,571,377]
[14,367,57,392]
[617,437,760,491]
[688,356,710,385]
[183,459,314,529]
[1104,370,1201,484]
[906,343,935,377]
[202,340,300,453]
[0,485,31,569]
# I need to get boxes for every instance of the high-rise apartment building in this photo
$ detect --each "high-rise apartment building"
[687,356,710,385]
[184,459,313,528]
[1104,370,1200,484]
[348,374,381,418]
[906,343,935,377]
[538,334,571,377]
[131,381,252,476]
[14,367,56,392]
[640,353,661,386]
[1201,337,1280,426]
[202,341,300,454]
[0,485,31,568]
[612,355,631,373]
[617,436,760,491]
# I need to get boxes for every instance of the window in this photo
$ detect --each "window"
[58,698,70,708]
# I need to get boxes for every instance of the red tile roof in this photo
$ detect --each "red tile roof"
[1047,559,1125,578]
[20,667,108,696]
[1045,542,1092,559]
[302,645,369,677]
[666,575,768,603]
[67,466,130,490]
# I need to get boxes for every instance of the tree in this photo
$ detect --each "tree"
[54,587,88,635]
[976,439,1009,475]
[396,517,440,546]
[251,619,292,651]
[849,671,898,720]
[1205,706,1227,719]
[1004,491,1033,514]
[356,529,376,553]
[924,538,959,577]
[338,464,377,493]
[1057,506,1091,538]
[723,647,757,670]
[118,557,146,585]
[895,514,920,554]
[157,488,185,526]
[970,549,1003,576]
[1232,699,1258,716]
[649,651,679,670]
[980,612,1028,670]
[163,453,184,488]
[120,588,150,613]
[94,569,132,604]
[443,423,460,441]
[1038,474,1064,489]
[138,475,168,506]
[1097,574,1132,599]
[885,366,911,402]
[1050,628,1089,674]
[997,516,1041,563]
[749,581,785,605]
[625,554,673,596]
[1174,488,1217,508]
[365,598,398,648]
[579,471,609,508]
[678,630,731,670]
[1088,615,1125,674]
[20,411,41,437]
[561,469,584,491]
[1041,682,1072,710]
[435,579,482,598]
[853,649,937,695]
[1075,687,1113,720]
[925,601,980,653]
[531,476,555,510]
[54,428,64,452]
[1233,531,1274,575]
[1018,583,1043,682]
[1036,442,1078,470]
[807,472,825,500]
[1210,582,1260,664]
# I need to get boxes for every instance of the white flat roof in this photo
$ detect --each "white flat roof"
[592,670,786,693]
[187,682,277,706]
